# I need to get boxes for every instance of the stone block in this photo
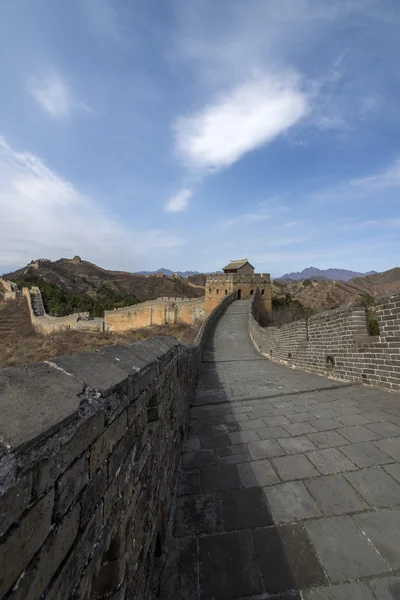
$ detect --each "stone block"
[157,536,198,600]
[340,442,394,468]
[305,516,390,582]
[0,473,32,536]
[257,426,291,440]
[369,576,400,600]
[265,481,321,523]
[338,425,381,443]
[90,411,127,475]
[0,363,83,451]
[201,464,240,493]
[33,411,104,497]
[55,453,88,518]
[181,449,216,470]
[283,422,317,436]
[229,430,260,444]
[254,524,327,593]
[238,460,279,488]
[177,470,201,496]
[307,431,348,449]
[199,532,263,599]
[52,352,128,395]
[278,436,317,454]
[81,464,108,526]
[375,437,400,460]
[366,421,400,437]
[305,474,367,515]
[303,583,375,600]
[0,489,54,598]
[219,488,273,530]
[346,467,400,507]
[356,510,400,569]
[385,463,400,483]
[272,455,318,481]
[174,494,222,537]
[11,503,80,600]
[247,439,285,460]
[306,448,356,475]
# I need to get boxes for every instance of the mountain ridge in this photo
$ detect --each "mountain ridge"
[278,266,378,282]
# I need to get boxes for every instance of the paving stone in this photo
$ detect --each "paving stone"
[174,494,222,537]
[257,426,291,440]
[277,436,317,454]
[229,430,260,444]
[375,437,400,460]
[199,532,263,599]
[305,516,390,582]
[240,418,266,431]
[238,460,279,488]
[254,524,327,594]
[366,421,400,437]
[369,576,400,600]
[338,426,381,443]
[263,416,291,427]
[288,412,314,423]
[283,422,317,436]
[340,442,394,468]
[385,463,400,484]
[182,449,216,470]
[356,510,400,569]
[346,467,400,507]
[201,464,241,493]
[265,481,322,523]
[309,418,341,431]
[272,454,319,481]
[200,433,232,449]
[158,536,198,600]
[215,443,247,458]
[219,488,273,530]
[336,414,372,426]
[310,409,339,420]
[306,448,356,475]
[177,470,201,496]
[307,430,348,449]
[305,474,368,515]
[247,439,285,460]
[303,582,376,600]
[183,437,201,452]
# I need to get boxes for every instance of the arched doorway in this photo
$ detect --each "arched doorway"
[237,289,242,299]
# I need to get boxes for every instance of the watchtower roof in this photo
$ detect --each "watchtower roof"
[222,258,254,272]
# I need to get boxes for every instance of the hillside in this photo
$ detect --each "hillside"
[273,267,400,313]
[279,266,378,282]
[5,258,205,304]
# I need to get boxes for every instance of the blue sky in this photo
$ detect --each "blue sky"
[1,0,400,277]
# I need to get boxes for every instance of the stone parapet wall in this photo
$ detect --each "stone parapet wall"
[249,290,400,393]
[0,292,235,600]
[0,278,19,301]
[104,298,205,333]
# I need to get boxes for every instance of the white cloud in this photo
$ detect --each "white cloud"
[165,188,193,212]
[174,74,309,171]
[28,75,90,119]
[0,136,183,271]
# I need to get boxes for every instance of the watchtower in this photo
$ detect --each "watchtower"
[205,258,272,316]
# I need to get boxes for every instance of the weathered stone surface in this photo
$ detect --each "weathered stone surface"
[272,454,318,481]
[305,516,390,582]
[237,459,279,488]
[52,352,128,395]
[356,510,400,569]
[0,473,31,536]
[369,576,400,600]
[345,467,400,507]
[0,363,83,451]
[265,481,322,523]
[157,536,198,600]
[340,441,394,468]
[90,410,127,474]
[305,474,367,515]
[55,453,88,518]
[303,583,376,600]
[219,488,273,530]
[306,448,356,475]
[0,489,54,598]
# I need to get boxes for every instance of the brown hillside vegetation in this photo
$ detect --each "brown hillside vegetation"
[5,258,205,302]
[0,298,198,368]
[272,267,400,313]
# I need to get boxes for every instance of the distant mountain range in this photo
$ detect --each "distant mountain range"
[278,267,378,283]
[135,268,201,278]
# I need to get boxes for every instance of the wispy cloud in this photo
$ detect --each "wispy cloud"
[28,74,90,119]
[165,188,193,212]
[83,0,127,46]
[174,73,308,171]
[0,136,183,270]
[350,158,400,188]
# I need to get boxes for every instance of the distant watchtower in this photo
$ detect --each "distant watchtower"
[205,258,272,317]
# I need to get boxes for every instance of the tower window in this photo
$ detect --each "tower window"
[261,289,265,295]
[225,290,228,295]
[216,289,219,294]
[250,289,254,295]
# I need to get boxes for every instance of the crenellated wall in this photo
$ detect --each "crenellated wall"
[0,278,19,301]
[249,290,400,393]
[0,292,235,600]
[104,297,205,333]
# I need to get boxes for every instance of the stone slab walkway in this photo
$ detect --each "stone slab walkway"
[158,301,400,600]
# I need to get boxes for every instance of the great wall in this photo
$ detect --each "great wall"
[1,260,400,599]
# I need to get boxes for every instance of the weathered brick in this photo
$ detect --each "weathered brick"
[0,473,32,536]
[90,411,127,475]
[55,453,88,518]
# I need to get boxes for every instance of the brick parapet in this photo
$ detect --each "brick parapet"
[0,291,235,600]
[249,290,400,393]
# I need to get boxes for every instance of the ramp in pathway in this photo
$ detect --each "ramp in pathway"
[158,300,400,600]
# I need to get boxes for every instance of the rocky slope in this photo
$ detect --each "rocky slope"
[279,266,378,282]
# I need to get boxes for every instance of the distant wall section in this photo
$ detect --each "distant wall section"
[105,297,205,333]
[249,289,400,393]
[206,273,271,316]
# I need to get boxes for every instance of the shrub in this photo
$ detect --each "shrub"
[302,279,312,287]
[368,310,380,336]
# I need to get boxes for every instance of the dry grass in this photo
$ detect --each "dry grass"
[0,299,199,368]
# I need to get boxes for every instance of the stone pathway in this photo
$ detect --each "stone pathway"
[158,300,400,600]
